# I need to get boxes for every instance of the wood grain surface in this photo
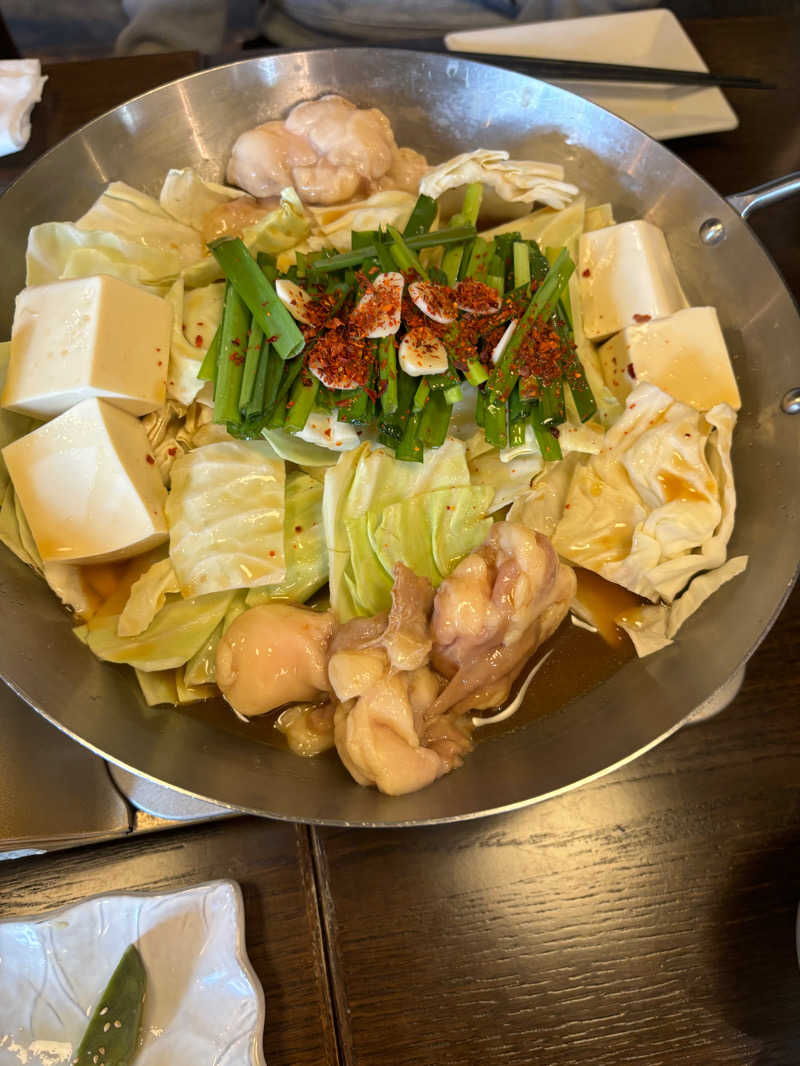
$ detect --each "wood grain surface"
[0,820,339,1066]
[313,584,800,1066]
[0,16,797,1066]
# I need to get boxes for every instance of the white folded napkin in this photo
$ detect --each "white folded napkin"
[0,58,46,157]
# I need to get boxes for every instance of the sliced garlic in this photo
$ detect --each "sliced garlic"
[275,278,316,325]
[491,319,517,364]
[352,271,404,337]
[408,280,457,325]
[398,327,449,377]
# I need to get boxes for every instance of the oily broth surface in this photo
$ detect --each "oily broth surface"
[175,570,639,753]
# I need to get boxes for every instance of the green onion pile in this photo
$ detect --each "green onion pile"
[200,183,596,462]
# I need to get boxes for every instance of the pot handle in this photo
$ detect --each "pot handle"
[726,171,800,219]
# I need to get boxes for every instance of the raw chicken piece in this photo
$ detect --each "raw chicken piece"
[276,701,336,757]
[374,146,429,195]
[429,523,575,718]
[286,96,395,179]
[334,673,444,796]
[216,603,336,717]
[329,565,449,795]
[226,95,428,206]
[226,120,317,199]
[381,563,434,671]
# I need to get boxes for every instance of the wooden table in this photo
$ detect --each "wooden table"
[1,17,799,1065]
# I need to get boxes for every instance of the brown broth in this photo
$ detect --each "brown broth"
[172,567,641,755]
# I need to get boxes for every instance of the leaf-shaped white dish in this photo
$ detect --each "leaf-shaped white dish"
[0,879,266,1066]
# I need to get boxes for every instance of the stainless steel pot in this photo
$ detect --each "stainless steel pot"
[0,50,797,826]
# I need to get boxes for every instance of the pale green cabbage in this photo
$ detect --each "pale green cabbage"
[181,188,311,288]
[344,485,493,616]
[166,441,286,596]
[25,222,180,290]
[159,168,244,230]
[117,557,180,638]
[87,589,235,671]
[323,439,488,620]
[245,471,328,608]
[76,181,205,268]
[165,278,224,405]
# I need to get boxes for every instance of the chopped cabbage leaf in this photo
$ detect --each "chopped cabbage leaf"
[468,446,542,514]
[135,668,178,707]
[159,168,244,230]
[550,384,739,604]
[263,427,343,467]
[166,441,285,596]
[351,485,493,608]
[323,438,479,619]
[142,399,214,484]
[165,278,224,405]
[567,270,622,427]
[508,453,583,537]
[76,181,204,268]
[245,471,328,608]
[25,222,179,289]
[181,188,311,288]
[584,203,615,232]
[176,670,217,704]
[465,416,602,514]
[308,190,417,252]
[87,589,235,671]
[0,483,33,568]
[1,481,100,618]
[420,149,578,209]
[619,556,748,656]
[117,557,180,638]
[481,197,585,261]
[184,590,248,686]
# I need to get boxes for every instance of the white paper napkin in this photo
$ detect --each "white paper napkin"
[0,58,46,157]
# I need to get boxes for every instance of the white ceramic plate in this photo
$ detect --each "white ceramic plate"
[0,880,266,1066]
[446,8,738,141]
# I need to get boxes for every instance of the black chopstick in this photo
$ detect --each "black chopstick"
[444,49,775,90]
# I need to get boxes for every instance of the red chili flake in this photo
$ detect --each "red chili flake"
[633,313,651,323]
[514,318,570,399]
[455,279,502,315]
[146,454,155,465]
[581,268,591,278]
[324,427,332,438]
[269,550,276,557]
[564,503,571,510]
[294,525,303,533]
[197,321,204,326]
[231,338,240,346]
[350,272,401,338]
[307,324,371,390]
[168,447,177,456]
[155,347,161,352]
[410,281,457,322]
[266,335,279,343]
[195,334,203,348]
[627,362,637,378]
[157,360,163,366]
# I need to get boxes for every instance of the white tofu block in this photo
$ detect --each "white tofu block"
[1,275,170,419]
[578,220,687,341]
[2,397,168,563]
[598,306,741,412]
